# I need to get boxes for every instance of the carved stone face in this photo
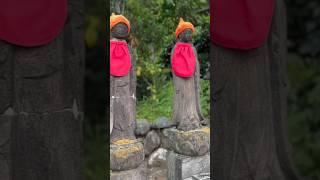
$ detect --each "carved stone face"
[178,29,193,42]
[111,23,129,40]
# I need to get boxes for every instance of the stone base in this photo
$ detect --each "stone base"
[110,162,147,180]
[167,151,210,180]
[110,139,145,171]
[161,127,210,156]
[184,173,211,180]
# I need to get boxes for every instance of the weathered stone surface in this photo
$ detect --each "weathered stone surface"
[184,173,211,180]
[0,114,11,180]
[147,167,167,180]
[0,42,12,114]
[167,151,210,180]
[110,74,136,143]
[0,155,9,180]
[110,139,145,171]
[135,119,151,136]
[161,127,210,156]
[111,161,147,180]
[151,117,172,129]
[144,131,161,156]
[136,137,144,143]
[148,148,168,168]
[13,112,82,180]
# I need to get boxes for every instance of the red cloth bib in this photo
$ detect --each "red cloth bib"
[0,0,67,47]
[110,40,132,77]
[210,0,275,49]
[171,42,196,78]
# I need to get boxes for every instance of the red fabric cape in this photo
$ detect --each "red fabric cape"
[0,0,67,47]
[210,0,275,49]
[171,42,196,78]
[110,40,132,77]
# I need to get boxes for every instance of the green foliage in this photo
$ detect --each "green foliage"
[136,60,171,100]
[286,0,320,57]
[287,54,320,179]
[118,0,210,99]
[137,80,210,122]
[200,79,210,118]
[137,82,174,121]
[85,0,106,48]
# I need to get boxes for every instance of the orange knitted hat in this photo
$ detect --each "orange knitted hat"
[110,13,131,33]
[175,18,195,38]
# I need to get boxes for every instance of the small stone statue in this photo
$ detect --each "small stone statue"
[110,13,136,143]
[171,18,206,131]
[109,13,144,171]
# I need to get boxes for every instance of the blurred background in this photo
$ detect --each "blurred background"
[84,0,320,179]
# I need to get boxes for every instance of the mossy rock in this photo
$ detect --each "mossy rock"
[160,127,210,156]
[110,139,145,171]
[135,119,151,136]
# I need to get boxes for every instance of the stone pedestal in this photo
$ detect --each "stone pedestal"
[167,151,210,180]
[110,139,145,171]
[110,162,147,180]
[161,127,210,156]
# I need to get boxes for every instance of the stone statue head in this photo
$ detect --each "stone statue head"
[111,23,129,39]
[178,29,193,42]
[175,18,194,43]
[110,13,130,40]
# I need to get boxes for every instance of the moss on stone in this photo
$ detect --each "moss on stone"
[112,142,143,159]
[113,139,136,145]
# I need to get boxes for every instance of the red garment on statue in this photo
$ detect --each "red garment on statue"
[210,0,275,49]
[0,0,67,46]
[110,40,132,77]
[171,42,196,78]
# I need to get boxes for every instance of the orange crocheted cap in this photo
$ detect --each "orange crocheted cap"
[110,13,131,33]
[175,18,195,38]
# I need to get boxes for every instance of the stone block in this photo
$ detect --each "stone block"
[167,151,210,180]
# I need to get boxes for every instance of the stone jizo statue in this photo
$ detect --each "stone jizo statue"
[171,18,206,131]
[110,13,136,143]
[109,13,144,172]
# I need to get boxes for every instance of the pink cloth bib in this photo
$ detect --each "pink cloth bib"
[171,42,196,78]
[110,40,132,77]
[210,0,274,49]
[0,0,67,47]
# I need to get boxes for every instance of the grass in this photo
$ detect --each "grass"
[137,79,210,122]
